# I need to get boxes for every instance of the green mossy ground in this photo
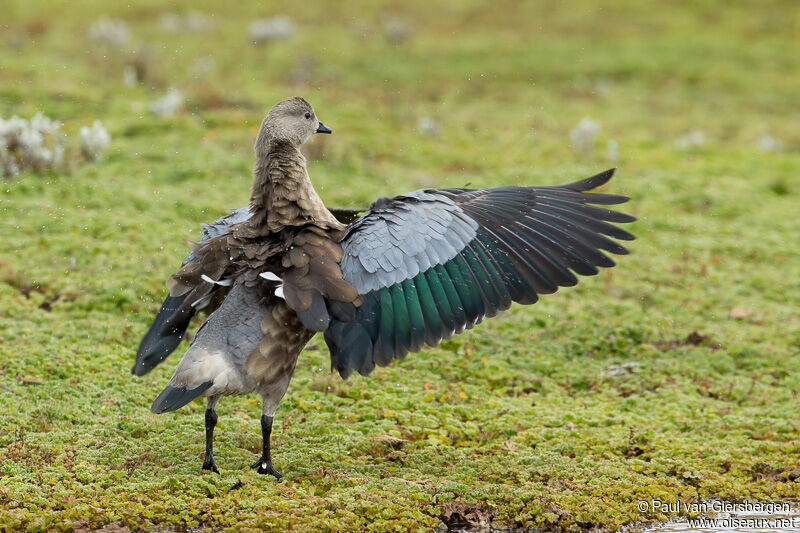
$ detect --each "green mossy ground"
[1,1,799,531]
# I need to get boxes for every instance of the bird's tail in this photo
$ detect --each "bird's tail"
[150,381,213,414]
[133,293,196,376]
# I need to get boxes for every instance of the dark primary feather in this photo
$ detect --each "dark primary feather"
[325,168,636,378]
[132,294,194,376]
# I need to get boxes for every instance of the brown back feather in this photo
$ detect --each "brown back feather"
[246,300,312,385]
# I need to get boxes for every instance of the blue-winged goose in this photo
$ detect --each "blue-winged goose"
[138,96,635,477]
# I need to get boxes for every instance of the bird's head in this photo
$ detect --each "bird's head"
[254,96,331,156]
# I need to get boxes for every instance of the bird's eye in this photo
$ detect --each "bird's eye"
[304,112,311,119]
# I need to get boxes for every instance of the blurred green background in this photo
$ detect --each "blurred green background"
[1,1,799,531]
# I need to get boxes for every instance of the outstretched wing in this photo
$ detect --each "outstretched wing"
[324,169,635,378]
[133,207,251,376]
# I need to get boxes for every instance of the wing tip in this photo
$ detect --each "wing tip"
[132,338,180,376]
[132,360,151,377]
[563,168,616,192]
[134,294,194,376]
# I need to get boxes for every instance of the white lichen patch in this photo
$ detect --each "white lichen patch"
[758,133,783,152]
[249,16,295,44]
[417,117,440,137]
[149,88,184,116]
[89,17,130,47]
[1,114,112,176]
[161,11,214,32]
[675,129,706,149]
[80,121,111,161]
[570,117,601,153]
[1,113,65,177]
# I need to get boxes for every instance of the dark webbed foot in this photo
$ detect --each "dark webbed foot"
[202,455,219,474]
[252,414,282,478]
[251,457,282,478]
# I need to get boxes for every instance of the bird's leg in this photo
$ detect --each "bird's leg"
[251,414,282,478]
[201,397,219,473]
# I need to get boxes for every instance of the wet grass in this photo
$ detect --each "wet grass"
[1,0,799,531]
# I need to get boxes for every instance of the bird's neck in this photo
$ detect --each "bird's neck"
[248,141,340,233]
